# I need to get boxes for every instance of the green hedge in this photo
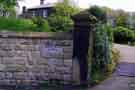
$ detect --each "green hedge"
[47,15,73,32]
[114,26,135,43]
[0,17,36,32]
[0,16,51,32]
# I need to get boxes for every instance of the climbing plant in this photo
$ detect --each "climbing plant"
[91,24,114,84]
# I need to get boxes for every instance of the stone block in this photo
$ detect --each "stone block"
[0,44,10,50]
[39,72,49,80]
[13,72,27,80]
[33,45,40,51]
[5,72,13,79]
[63,74,72,81]
[64,59,72,67]
[48,59,63,66]
[32,39,40,45]
[27,45,35,51]
[36,58,48,65]
[32,65,49,73]
[2,58,15,64]
[55,40,73,46]
[0,64,6,71]
[63,53,73,59]
[31,51,41,58]
[6,51,15,57]
[63,47,73,53]
[15,59,26,65]
[40,40,55,47]
[5,64,26,72]
[63,67,72,74]
[18,39,33,45]
[0,51,8,57]
[0,72,5,80]
[0,38,8,44]
[14,44,27,51]
[15,51,27,57]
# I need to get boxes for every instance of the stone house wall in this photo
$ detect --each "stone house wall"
[0,32,73,86]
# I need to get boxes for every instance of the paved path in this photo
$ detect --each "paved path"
[88,44,135,90]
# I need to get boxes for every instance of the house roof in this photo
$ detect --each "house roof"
[28,3,56,9]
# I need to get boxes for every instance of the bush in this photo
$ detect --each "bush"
[46,0,79,32]
[0,16,36,32]
[47,15,73,32]
[114,26,135,43]
[108,48,120,73]
[91,24,114,85]
[88,6,107,23]
[91,48,120,85]
[31,17,50,32]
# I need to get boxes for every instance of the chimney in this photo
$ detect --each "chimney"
[22,6,27,13]
[40,0,44,5]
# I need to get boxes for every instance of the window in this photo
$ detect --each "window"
[32,11,35,16]
[43,10,47,18]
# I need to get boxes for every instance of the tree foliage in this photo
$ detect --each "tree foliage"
[88,6,107,23]
[53,0,79,17]
[47,0,79,31]
[32,17,50,32]
[0,0,22,15]
[47,15,73,32]
[114,26,135,43]
[115,10,128,27]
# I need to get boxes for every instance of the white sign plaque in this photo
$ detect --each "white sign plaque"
[40,46,63,57]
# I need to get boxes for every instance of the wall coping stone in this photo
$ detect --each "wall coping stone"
[0,31,72,40]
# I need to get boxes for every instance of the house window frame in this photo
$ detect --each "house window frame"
[43,10,47,18]
[32,11,35,17]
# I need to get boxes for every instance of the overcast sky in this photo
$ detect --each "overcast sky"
[18,0,135,12]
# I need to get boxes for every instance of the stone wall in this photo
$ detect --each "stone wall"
[0,32,73,86]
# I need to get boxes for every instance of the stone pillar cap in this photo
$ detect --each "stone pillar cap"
[72,10,97,23]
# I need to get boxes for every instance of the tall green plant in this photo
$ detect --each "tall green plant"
[88,6,107,23]
[47,0,79,32]
[0,0,23,16]
[91,24,114,84]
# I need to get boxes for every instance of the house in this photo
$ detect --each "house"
[21,0,55,18]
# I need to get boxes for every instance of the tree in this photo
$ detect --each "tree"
[47,15,73,32]
[88,6,107,23]
[47,0,79,31]
[53,0,79,17]
[32,17,50,32]
[0,0,23,16]
[115,10,128,27]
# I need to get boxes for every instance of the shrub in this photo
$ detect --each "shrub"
[108,48,120,73]
[91,47,120,85]
[91,24,114,85]
[114,26,135,43]
[0,16,36,32]
[47,15,73,32]
[31,17,50,32]
[88,6,107,23]
[46,0,79,32]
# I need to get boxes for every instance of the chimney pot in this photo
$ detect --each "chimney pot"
[22,6,27,13]
[40,0,44,5]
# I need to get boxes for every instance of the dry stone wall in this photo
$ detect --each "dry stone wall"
[0,32,73,86]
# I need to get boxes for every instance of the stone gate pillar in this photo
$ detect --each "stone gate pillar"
[72,11,97,85]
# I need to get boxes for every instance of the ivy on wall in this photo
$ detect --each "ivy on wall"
[90,24,114,84]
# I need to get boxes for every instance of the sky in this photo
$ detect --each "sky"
[18,0,135,12]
